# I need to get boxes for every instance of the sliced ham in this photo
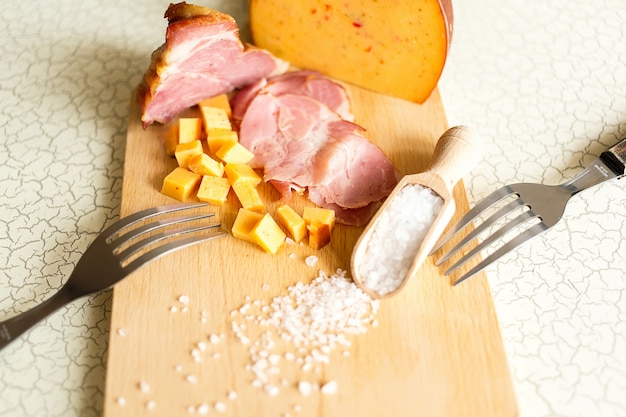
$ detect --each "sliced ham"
[138,2,288,126]
[237,87,397,226]
[231,71,354,124]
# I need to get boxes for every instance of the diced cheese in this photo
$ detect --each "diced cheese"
[232,181,264,211]
[215,141,255,164]
[178,118,204,143]
[200,106,231,131]
[175,140,203,168]
[199,94,232,118]
[303,206,336,249]
[197,175,231,206]
[249,0,452,103]
[224,163,262,186]
[163,124,179,156]
[207,129,238,155]
[306,220,331,250]
[232,208,264,243]
[250,213,286,254]
[161,167,202,201]
[188,153,225,177]
[302,207,336,230]
[276,204,307,242]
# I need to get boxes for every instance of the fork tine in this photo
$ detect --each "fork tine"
[123,231,226,276]
[109,213,215,248]
[435,198,526,265]
[116,222,222,264]
[451,222,549,285]
[430,186,516,255]
[101,202,209,241]
[444,210,538,275]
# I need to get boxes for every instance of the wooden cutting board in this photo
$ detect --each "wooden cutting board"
[103,84,518,417]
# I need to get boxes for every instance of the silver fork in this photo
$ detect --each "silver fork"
[431,135,626,285]
[0,202,225,351]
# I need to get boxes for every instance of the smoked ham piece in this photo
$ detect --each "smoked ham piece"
[234,71,398,226]
[138,2,288,126]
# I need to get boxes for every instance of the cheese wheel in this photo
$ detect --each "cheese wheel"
[249,0,453,103]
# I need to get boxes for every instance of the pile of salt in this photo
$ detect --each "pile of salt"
[358,184,443,295]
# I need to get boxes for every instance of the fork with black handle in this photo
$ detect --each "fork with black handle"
[431,135,626,285]
[0,202,225,351]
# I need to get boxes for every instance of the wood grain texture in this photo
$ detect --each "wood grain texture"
[103,85,518,417]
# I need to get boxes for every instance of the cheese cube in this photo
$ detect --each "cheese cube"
[200,106,231,131]
[207,128,238,155]
[199,94,232,118]
[178,118,204,143]
[215,141,255,164]
[232,181,264,211]
[250,213,286,254]
[188,153,224,177]
[303,206,336,249]
[224,163,262,186]
[163,123,179,156]
[175,140,203,168]
[197,176,231,206]
[306,220,332,250]
[232,208,264,243]
[302,207,336,230]
[276,204,307,242]
[161,167,202,202]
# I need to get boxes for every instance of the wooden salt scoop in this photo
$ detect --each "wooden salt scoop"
[351,125,483,299]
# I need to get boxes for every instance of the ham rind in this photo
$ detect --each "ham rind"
[238,92,397,226]
[138,2,288,126]
[231,71,354,124]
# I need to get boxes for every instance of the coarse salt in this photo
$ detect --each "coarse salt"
[229,269,377,391]
[197,403,210,414]
[116,396,126,406]
[304,255,318,267]
[358,184,443,295]
[138,380,150,393]
[321,380,338,395]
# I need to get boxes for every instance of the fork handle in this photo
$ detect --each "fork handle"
[426,125,484,192]
[0,287,74,351]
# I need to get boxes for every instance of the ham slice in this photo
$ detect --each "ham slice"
[231,70,354,123]
[138,2,288,126]
[236,77,398,226]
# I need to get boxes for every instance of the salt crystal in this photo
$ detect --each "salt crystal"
[209,333,221,344]
[227,390,238,400]
[304,255,318,267]
[298,381,313,396]
[145,400,156,410]
[197,403,210,414]
[321,380,338,395]
[214,402,227,412]
[116,396,126,406]
[179,295,190,304]
[186,374,198,384]
[117,328,127,337]
[358,184,443,295]
[265,384,280,396]
[138,380,150,393]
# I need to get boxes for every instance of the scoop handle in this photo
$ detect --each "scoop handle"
[426,126,484,193]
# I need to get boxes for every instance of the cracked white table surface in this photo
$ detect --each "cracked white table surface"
[1,1,624,416]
